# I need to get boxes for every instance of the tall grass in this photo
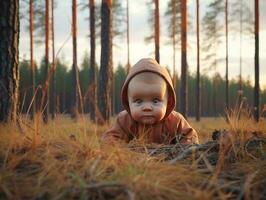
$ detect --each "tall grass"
[0,108,265,199]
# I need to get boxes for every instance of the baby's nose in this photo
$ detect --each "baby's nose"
[142,103,152,111]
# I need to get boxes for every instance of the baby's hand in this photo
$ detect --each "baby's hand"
[177,129,195,145]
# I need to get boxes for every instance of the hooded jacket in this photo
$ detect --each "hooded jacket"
[102,58,199,144]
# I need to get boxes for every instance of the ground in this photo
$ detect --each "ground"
[0,113,265,200]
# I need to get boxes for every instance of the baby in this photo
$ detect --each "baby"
[102,58,199,145]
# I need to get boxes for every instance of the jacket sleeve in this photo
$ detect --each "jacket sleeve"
[173,112,199,144]
[101,111,131,144]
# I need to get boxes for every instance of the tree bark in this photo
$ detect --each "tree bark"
[89,0,96,122]
[196,0,200,121]
[126,0,130,73]
[172,0,176,91]
[29,0,36,120]
[238,0,243,105]
[254,0,259,122]
[225,0,229,112]
[154,0,160,63]
[0,0,20,122]
[71,0,79,119]
[180,0,187,118]
[43,0,49,123]
[51,0,56,119]
[99,0,113,122]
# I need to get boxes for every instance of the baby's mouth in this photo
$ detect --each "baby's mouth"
[140,116,156,123]
[141,115,154,118]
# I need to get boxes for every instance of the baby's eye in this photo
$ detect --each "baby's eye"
[153,98,161,103]
[134,99,142,104]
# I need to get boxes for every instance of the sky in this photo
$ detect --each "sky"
[19,0,266,89]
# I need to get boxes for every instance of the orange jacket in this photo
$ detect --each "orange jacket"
[102,58,199,145]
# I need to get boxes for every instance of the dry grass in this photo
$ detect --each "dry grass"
[189,117,230,143]
[0,111,266,200]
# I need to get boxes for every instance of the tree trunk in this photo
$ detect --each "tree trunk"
[126,0,130,73]
[43,0,49,123]
[0,0,20,123]
[51,0,56,119]
[172,0,176,91]
[63,80,66,112]
[89,0,96,122]
[254,0,259,122]
[29,0,36,120]
[99,0,113,122]
[154,0,160,63]
[195,0,200,121]
[201,79,204,116]
[225,0,229,111]
[180,0,187,118]
[71,0,79,119]
[238,0,243,104]
[213,75,217,117]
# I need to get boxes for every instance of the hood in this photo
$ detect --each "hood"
[121,58,176,120]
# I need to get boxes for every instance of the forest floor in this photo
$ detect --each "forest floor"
[0,111,266,200]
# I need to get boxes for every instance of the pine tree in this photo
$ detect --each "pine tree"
[71,0,80,119]
[0,0,20,122]
[145,0,160,63]
[165,0,181,89]
[195,0,200,121]
[254,0,259,122]
[89,0,97,121]
[42,0,50,123]
[51,0,56,119]
[114,64,126,114]
[99,0,113,122]
[126,0,130,73]
[29,0,36,119]
[180,0,187,118]
[225,0,229,111]
[230,0,253,100]
[202,0,224,117]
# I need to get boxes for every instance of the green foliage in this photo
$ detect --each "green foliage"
[20,0,57,45]
[79,0,125,48]
[229,0,253,36]
[55,59,68,94]
[164,0,181,46]
[30,0,44,44]
[112,0,126,40]
[144,0,155,44]
[36,56,46,86]
[19,59,31,92]
[18,57,266,117]
[79,51,100,113]
[19,59,32,113]
[53,59,70,113]
[79,52,91,96]
[164,0,193,47]
[202,0,224,72]
[113,64,126,113]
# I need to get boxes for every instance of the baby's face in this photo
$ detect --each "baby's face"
[128,72,168,125]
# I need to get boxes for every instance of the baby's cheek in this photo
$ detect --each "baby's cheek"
[157,106,167,119]
[130,109,140,120]
[158,111,165,120]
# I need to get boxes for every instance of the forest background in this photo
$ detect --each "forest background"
[17,0,266,122]
[1,1,266,199]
